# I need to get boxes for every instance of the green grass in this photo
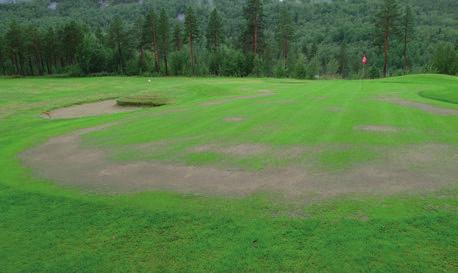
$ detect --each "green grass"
[0,75,457,272]
[420,89,458,104]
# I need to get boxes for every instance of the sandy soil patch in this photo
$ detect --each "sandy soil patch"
[20,126,458,197]
[224,117,245,122]
[379,97,458,116]
[327,106,343,113]
[355,125,401,133]
[44,100,140,119]
[189,143,269,156]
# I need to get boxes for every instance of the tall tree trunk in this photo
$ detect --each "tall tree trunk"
[46,60,52,74]
[12,54,19,74]
[383,31,389,77]
[18,54,24,75]
[139,47,145,74]
[284,39,288,67]
[152,35,160,73]
[118,43,123,73]
[253,15,258,55]
[40,55,46,75]
[189,35,194,74]
[403,32,408,72]
[28,57,34,76]
[164,54,168,75]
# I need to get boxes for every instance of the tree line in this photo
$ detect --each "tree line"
[0,0,456,78]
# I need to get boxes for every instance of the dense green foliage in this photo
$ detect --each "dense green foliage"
[0,75,457,272]
[0,0,457,78]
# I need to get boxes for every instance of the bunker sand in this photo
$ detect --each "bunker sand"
[44,100,140,119]
[20,125,458,197]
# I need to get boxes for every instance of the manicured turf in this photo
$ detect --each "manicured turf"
[420,89,458,104]
[0,75,457,272]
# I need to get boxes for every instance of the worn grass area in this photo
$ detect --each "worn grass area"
[0,75,457,272]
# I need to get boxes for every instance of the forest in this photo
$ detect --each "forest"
[0,0,456,78]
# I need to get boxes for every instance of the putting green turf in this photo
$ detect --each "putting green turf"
[0,75,457,272]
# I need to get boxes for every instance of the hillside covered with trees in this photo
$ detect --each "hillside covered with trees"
[0,0,456,78]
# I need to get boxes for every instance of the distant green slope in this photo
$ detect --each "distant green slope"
[420,89,458,104]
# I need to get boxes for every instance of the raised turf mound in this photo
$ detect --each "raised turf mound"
[116,95,169,107]
[419,90,458,104]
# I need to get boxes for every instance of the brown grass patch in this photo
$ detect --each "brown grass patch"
[379,97,458,116]
[20,126,458,197]
[355,125,401,133]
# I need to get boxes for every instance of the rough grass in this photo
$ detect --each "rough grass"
[0,75,457,272]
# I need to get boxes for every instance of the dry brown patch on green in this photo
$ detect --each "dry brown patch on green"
[224,117,245,122]
[20,125,458,197]
[379,97,458,116]
[355,125,401,133]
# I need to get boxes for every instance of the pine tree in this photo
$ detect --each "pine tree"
[276,6,293,67]
[337,43,349,78]
[107,17,130,73]
[206,9,223,51]
[309,43,318,60]
[143,11,160,73]
[173,23,183,51]
[43,27,58,74]
[5,21,25,75]
[158,9,170,75]
[374,0,400,77]
[401,5,414,72]
[243,0,264,55]
[0,36,5,74]
[60,21,84,66]
[185,6,199,73]
[26,26,46,75]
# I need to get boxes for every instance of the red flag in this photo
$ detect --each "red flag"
[362,55,367,65]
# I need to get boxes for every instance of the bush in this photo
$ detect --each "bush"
[64,64,84,77]
[368,66,379,79]
[432,43,457,75]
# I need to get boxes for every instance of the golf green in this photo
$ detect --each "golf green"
[0,74,457,272]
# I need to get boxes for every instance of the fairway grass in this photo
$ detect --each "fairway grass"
[0,75,457,272]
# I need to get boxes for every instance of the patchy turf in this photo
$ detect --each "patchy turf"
[379,97,458,116]
[20,126,458,196]
[1,75,458,272]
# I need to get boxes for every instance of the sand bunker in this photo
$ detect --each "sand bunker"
[379,97,458,116]
[20,125,458,197]
[44,100,140,119]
